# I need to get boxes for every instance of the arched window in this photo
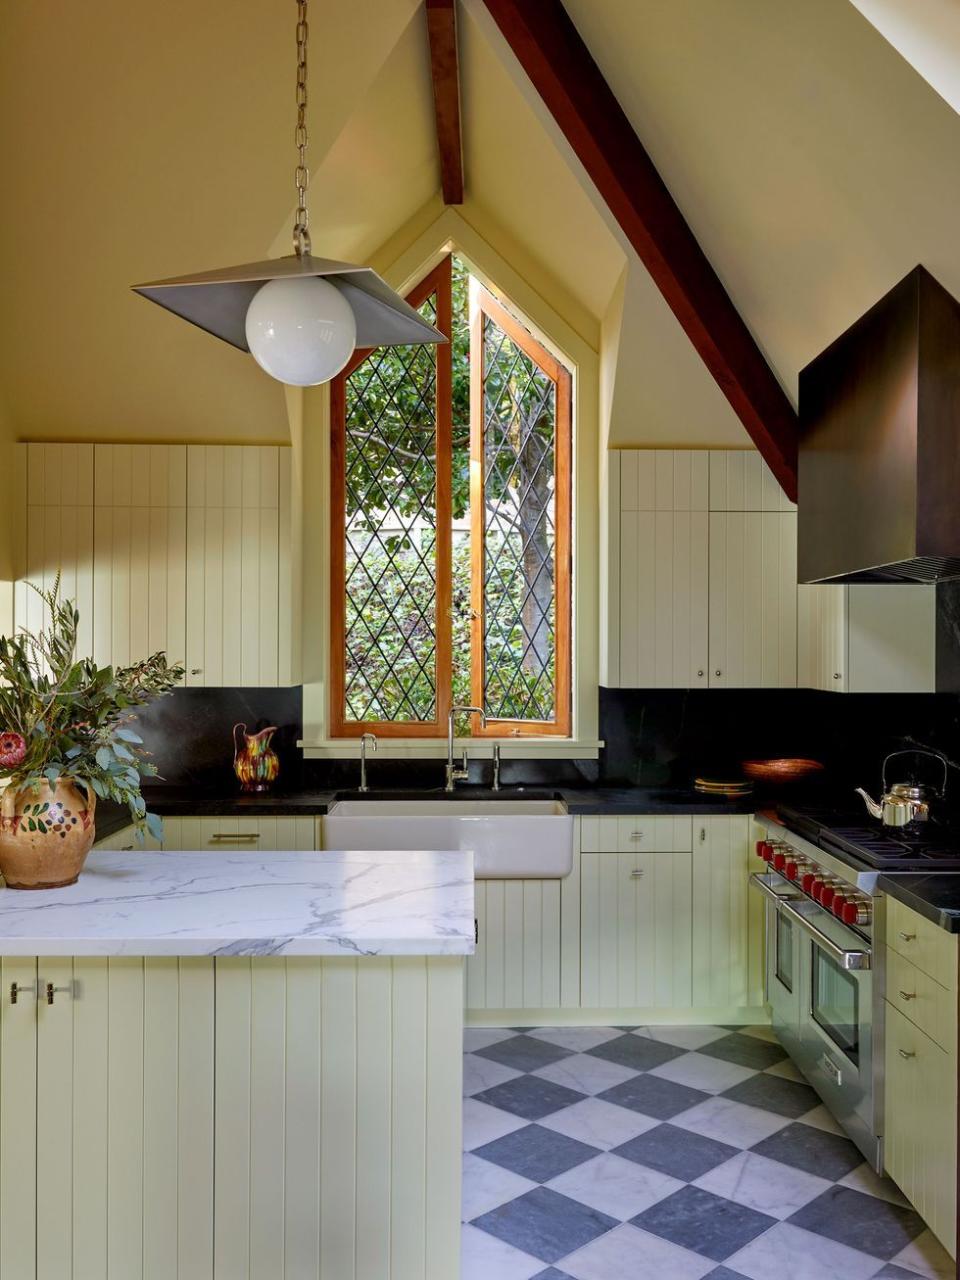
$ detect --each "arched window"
[330,254,571,738]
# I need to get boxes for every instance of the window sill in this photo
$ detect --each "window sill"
[298,738,603,760]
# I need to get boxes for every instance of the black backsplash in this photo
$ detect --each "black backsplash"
[132,683,960,809]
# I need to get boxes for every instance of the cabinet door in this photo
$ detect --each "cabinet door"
[0,958,38,1280]
[692,817,755,1008]
[798,583,846,692]
[467,880,563,1010]
[580,850,692,1010]
[709,511,797,687]
[618,451,709,688]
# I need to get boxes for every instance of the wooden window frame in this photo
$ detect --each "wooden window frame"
[329,256,453,738]
[330,260,572,739]
[469,286,572,738]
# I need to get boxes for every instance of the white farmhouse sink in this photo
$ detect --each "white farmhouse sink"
[324,799,573,879]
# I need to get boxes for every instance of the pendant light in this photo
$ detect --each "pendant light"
[132,0,445,386]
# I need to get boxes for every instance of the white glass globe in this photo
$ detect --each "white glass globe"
[244,276,357,386]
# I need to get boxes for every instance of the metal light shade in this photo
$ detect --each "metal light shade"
[132,252,446,352]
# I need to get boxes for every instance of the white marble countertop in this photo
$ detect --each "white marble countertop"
[0,849,475,957]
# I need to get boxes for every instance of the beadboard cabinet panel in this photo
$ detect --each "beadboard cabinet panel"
[708,451,796,512]
[16,443,292,687]
[467,879,564,1010]
[0,955,463,1280]
[157,815,316,853]
[708,511,797,688]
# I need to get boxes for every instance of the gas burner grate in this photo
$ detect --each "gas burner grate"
[778,806,960,870]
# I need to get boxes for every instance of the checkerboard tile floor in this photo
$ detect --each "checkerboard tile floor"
[461,1026,956,1280]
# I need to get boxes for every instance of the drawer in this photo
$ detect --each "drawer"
[579,815,692,853]
[886,946,957,1053]
[886,896,958,991]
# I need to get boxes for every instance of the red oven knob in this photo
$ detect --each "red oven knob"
[820,883,837,909]
[810,877,825,902]
[785,861,799,880]
[773,849,787,872]
[831,893,847,918]
[801,871,817,894]
[756,840,772,861]
[842,899,872,927]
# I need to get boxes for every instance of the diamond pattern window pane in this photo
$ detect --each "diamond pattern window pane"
[342,294,439,722]
[481,312,557,722]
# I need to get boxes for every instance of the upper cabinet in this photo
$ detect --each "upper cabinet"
[608,449,797,689]
[16,443,293,687]
[798,582,937,693]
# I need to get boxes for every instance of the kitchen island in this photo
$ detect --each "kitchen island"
[0,848,473,1280]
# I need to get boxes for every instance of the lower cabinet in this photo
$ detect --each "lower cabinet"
[0,954,463,1280]
[157,815,317,852]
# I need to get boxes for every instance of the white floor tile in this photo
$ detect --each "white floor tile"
[462,1099,528,1151]
[739,1024,780,1043]
[547,1152,683,1220]
[796,1103,845,1136]
[724,1221,880,1280]
[461,1152,537,1221]
[837,1160,910,1207]
[538,1097,660,1150]
[533,1052,638,1095]
[460,1222,544,1280]
[889,1228,957,1279]
[647,1050,757,1094]
[764,1057,806,1082]
[526,1026,622,1051]
[562,1222,716,1280]
[462,1052,523,1097]
[693,1149,832,1219]
[633,1025,729,1051]
[672,1095,791,1147]
[464,1027,518,1052]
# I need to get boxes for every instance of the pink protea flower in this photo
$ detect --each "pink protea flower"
[0,732,27,769]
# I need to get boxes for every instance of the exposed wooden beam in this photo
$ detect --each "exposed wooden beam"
[426,0,464,205]
[479,0,799,499]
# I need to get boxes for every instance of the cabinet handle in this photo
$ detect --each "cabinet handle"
[210,833,260,842]
[700,827,706,843]
[629,831,644,842]
[9,982,34,1005]
[898,990,917,1002]
[190,668,203,676]
[898,1048,916,1060]
[45,982,72,1005]
[630,869,644,879]
[898,932,917,942]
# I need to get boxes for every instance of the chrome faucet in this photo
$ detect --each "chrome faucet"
[491,743,501,792]
[359,732,377,793]
[446,706,486,792]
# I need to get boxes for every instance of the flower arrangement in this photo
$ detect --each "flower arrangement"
[0,579,184,842]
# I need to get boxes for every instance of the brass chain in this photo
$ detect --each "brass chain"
[293,0,311,256]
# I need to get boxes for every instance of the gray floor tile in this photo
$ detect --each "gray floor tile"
[475,1034,576,1073]
[698,1033,787,1071]
[474,1075,586,1121]
[598,1072,711,1120]
[471,1186,617,1263]
[750,1121,865,1180]
[475,1123,600,1183]
[530,1271,578,1280]
[585,1033,686,1072]
[704,1269,754,1279]
[787,1185,927,1260]
[632,1184,777,1262]
[872,1266,928,1278]
[613,1122,739,1181]
[720,1072,819,1119]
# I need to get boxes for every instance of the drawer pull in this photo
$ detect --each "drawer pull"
[898,931,917,942]
[898,990,917,1002]
[210,833,260,842]
[630,869,645,879]
[629,832,644,842]
[898,1048,916,1060]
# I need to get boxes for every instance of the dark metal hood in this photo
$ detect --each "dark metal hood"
[798,265,960,584]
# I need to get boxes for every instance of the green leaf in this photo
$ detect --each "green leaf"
[36,820,46,834]
[114,728,143,744]
[95,747,113,771]
[145,812,163,842]
[65,746,83,760]
[112,743,135,762]
[27,818,36,831]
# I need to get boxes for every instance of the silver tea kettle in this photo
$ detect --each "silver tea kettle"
[855,750,948,828]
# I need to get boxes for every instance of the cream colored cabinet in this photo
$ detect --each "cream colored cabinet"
[0,954,462,1280]
[16,442,293,687]
[798,582,937,693]
[883,899,958,1257]
[158,815,317,852]
[467,879,566,1011]
[607,449,797,689]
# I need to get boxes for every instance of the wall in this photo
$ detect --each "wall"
[0,396,14,635]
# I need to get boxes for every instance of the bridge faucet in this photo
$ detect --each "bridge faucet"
[446,706,486,792]
[359,732,377,793]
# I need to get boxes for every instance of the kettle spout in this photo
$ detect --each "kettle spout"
[855,788,883,820]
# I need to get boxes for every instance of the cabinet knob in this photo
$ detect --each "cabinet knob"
[714,670,722,678]
[898,1048,916,1060]
[898,932,917,943]
[190,668,203,676]
[833,672,842,680]
[697,669,704,678]
[898,990,917,1002]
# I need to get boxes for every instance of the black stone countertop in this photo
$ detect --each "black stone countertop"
[878,874,960,935]
[128,783,759,822]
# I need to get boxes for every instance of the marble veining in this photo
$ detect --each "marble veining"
[0,849,475,957]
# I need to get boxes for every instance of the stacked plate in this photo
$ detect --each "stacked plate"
[694,776,754,797]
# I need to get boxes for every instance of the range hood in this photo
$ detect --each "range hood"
[798,265,960,584]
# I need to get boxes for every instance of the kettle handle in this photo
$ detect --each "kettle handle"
[882,749,948,798]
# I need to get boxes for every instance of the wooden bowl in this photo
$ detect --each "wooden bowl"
[741,758,825,784]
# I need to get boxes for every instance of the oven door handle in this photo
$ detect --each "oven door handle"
[749,873,871,972]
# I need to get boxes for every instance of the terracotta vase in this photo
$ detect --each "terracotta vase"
[0,779,97,889]
[233,723,280,793]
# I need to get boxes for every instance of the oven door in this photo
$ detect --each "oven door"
[751,873,803,1056]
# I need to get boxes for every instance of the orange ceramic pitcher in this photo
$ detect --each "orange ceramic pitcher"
[233,723,280,793]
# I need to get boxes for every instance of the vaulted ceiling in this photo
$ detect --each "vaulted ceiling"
[2,1,960,452]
